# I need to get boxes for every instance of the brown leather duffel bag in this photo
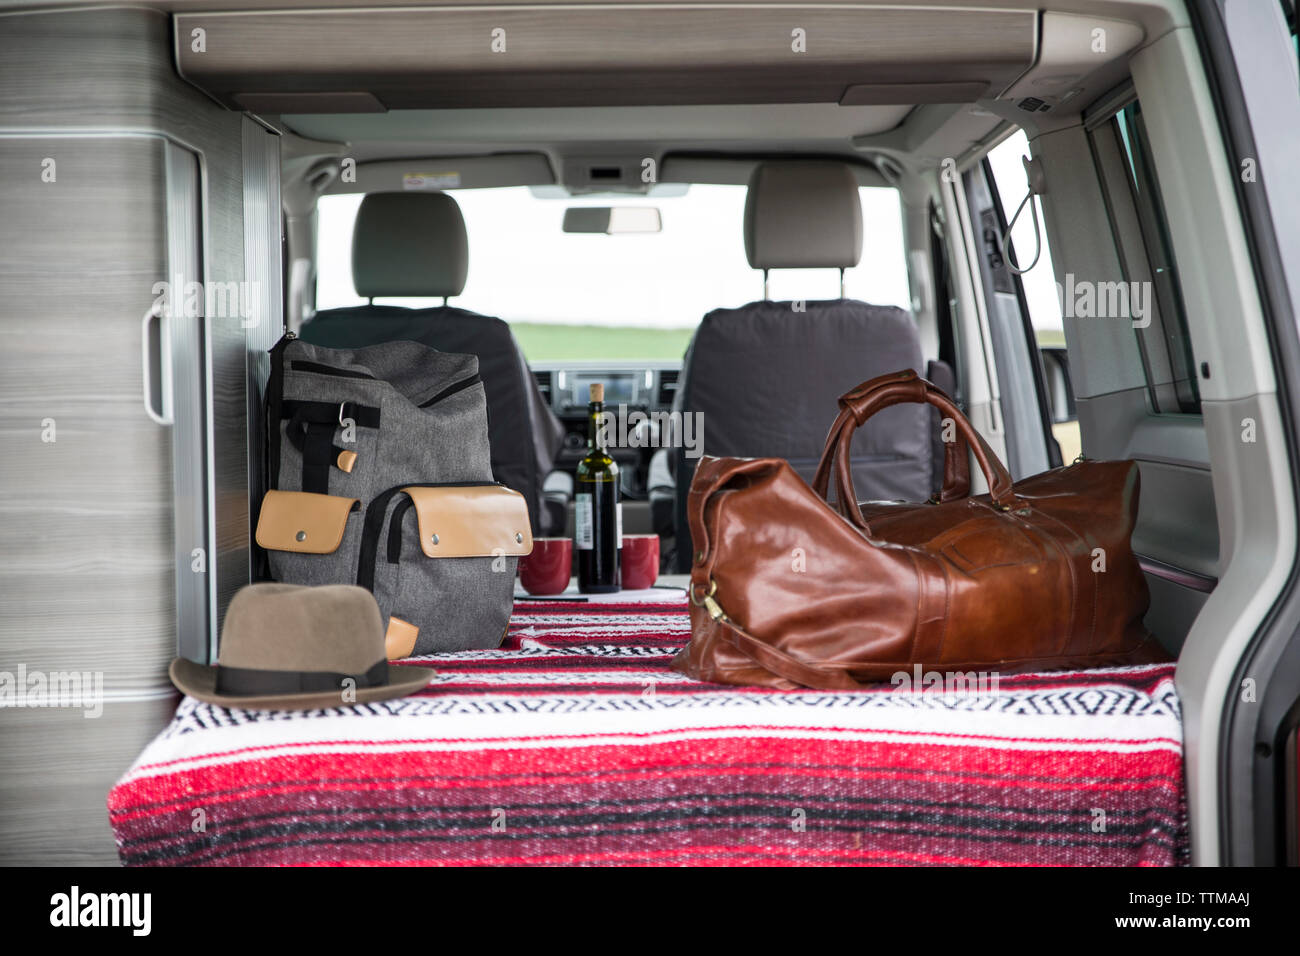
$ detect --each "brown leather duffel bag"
[672,369,1167,690]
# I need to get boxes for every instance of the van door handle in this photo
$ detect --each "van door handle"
[141,303,174,426]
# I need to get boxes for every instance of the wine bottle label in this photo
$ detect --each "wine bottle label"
[575,493,593,549]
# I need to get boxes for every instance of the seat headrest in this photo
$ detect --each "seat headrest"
[351,192,469,298]
[743,161,864,270]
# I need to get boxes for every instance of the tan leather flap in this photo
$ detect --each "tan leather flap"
[384,616,419,660]
[255,490,360,554]
[403,485,533,558]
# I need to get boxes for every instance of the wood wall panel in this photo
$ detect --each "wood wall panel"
[0,7,281,864]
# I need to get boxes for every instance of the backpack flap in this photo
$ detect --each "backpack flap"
[256,490,360,554]
[403,485,533,558]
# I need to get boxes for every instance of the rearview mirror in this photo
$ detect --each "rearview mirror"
[563,207,662,234]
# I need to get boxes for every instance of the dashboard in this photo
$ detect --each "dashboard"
[531,360,682,494]
[535,361,680,416]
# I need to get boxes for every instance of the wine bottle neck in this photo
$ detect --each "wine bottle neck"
[587,402,605,452]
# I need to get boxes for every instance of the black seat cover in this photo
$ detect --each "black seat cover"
[668,161,934,570]
[670,300,931,569]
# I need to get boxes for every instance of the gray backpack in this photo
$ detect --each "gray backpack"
[254,334,532,657]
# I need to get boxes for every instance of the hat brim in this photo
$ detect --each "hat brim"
[169,658,436,711]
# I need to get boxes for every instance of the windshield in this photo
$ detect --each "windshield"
[316,183,910,361]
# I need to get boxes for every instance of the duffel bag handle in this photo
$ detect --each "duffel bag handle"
[812,371,973,508]
[812,369,1020,530]
[812,369,972,508]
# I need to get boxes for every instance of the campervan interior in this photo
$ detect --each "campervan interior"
[1,0,1298,869]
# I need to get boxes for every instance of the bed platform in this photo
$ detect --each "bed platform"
[109,590,1187,866]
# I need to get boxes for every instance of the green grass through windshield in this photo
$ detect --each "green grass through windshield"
[513,321,1069,362]
[510,322,695,362]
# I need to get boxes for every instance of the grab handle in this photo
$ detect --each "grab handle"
[141,303,173,426]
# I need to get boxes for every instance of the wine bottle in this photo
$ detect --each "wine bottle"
[576,383,621,593]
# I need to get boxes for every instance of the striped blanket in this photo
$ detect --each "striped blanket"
[109,590,1188,866]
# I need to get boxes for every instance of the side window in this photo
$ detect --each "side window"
[987,130,1075,459]
[988,131,1064,341]
[1088,97,1202,415]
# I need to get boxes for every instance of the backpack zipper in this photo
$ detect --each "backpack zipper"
[289,360,376,380]
[418,373,482,408]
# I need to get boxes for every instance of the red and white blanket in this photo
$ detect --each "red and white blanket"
[109,591,1188,866]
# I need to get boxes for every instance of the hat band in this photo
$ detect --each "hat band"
[214,659,389,697]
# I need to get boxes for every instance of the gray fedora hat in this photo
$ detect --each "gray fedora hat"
[170,583,435,710]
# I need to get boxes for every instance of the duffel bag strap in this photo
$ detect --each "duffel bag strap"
[689,580,874,691]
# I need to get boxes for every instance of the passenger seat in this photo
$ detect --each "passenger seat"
[301,192,567,535]
[663,161,937,571]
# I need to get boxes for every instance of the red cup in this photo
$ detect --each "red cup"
[519,538,573,596]
[620,535,660,590]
